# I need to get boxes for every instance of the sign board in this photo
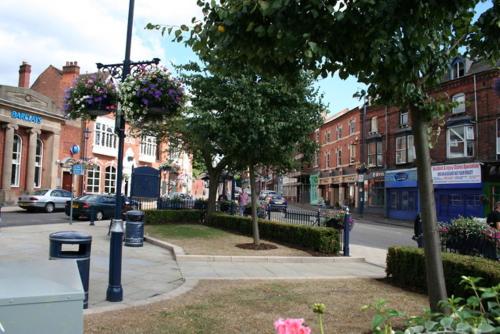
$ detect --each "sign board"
[432,163,481,184]
[342,174,357,183]
[11,110,42,124]
[70,145,80,155]
[309,174,319,204]
[319,177,331,185]
[71,164,84,175]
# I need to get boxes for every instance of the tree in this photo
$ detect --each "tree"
[175,0,499,311]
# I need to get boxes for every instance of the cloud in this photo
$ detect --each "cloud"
[0,0,202,86]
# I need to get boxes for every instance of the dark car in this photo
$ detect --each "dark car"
[266,194,288,212]
[65,194,138,220]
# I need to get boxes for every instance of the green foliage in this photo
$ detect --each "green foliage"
[144,209,202,224]
[365,276,500,333]
[386,247,500,297]
[206,213,341,254]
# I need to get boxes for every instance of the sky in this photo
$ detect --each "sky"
[0,1,491,115]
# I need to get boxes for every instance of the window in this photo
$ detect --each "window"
[104,166,116,194]
[396,135,415,164]
[451,60,465,79]
[370,117,378,133]
[400,111,409,127]
[336,148,342,166]
[95,122,117,149]
[315,130,320,143]
[368,180,384,207]
[325,151,331,168]
[86,167,100,193]
[11,134,22,186]
[368,141,383,167]
[326,131,331,143]
[34,139,43,188]
[336,125,342,140]
[452,93,465,114]
[349,144,356,163]
[313,151,319,167]
[140,136,157,158]
[447,125,474,158]
[497,119,500,159]
[349,119,356,135]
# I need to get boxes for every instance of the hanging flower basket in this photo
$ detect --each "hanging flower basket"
[120,65,185,127]
[64,73,118,120]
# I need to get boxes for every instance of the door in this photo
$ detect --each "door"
[50,190,65,208]
[62,172,72,192]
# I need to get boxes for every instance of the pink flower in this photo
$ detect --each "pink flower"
[274,318,311,334]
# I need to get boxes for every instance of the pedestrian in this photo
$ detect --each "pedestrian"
[238,189,249,216]
[413,213,424,248]
[487,201,500,230]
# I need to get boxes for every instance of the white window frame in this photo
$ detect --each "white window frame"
[104,166,117,194]
[370,117,378,133]
[451,60,465,79]
[452,93,465,114]
[326,131,331,143]
[93,119,118,156]
[396,135,415,164]
[368,141,383,167]
[313,151,319,167]
[325,151,331,168]
[349,144,356,163]
[349,119,356,135]
[315,130,320,143]
[139,136,157,163]
[400,111,409,127]
[336,148,342,166]
[11,134,22,187]
[86,166,101,193]
[34,138,43,188]
[336,125,342,140]
[447,125,475,158]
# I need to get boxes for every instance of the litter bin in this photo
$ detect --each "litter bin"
[124,210,145,247]
[49,231,92,309]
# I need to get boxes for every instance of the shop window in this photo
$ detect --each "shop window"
[390,191,398,209]
[86,167,100,193]
[336,125,342,140]
[368,141,383,167]
[34,139,43,188]
[368,180,384,207]
[11,134,22,187]
[104,166,116,194]
[400,110,409,127]
[450,193,463,206]
[447,125,474,158]
[396,135,415,164]
[452,93,465,114]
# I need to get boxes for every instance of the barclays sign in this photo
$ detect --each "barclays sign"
[11,110,42,124]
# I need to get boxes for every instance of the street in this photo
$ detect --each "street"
[1,208,415,250]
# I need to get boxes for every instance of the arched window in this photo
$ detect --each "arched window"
[11,135,22,186]
[104,166,116,194]
[34,138,43,188]
[86,166,101,193]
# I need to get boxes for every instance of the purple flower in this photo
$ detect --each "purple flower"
[142,98,149,106]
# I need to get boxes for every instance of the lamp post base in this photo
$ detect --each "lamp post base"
[106,286,123,302]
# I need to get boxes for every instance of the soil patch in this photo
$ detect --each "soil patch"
[235,242,278,250]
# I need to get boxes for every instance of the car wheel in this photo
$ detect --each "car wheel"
[95,211,104,221]
[45,203,55,213]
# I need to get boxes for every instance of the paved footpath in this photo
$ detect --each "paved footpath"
[0,222,385,313]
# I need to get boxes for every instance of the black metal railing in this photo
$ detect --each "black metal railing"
[441,231,499,261]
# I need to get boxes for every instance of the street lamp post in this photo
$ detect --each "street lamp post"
[96,0,160,302]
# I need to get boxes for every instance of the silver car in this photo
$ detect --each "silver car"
[18,189,73,213]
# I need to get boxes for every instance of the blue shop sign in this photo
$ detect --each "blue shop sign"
[11,111,42,124]
[385,168,418,188]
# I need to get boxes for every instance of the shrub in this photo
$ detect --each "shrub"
[144,209,202,224]
[206,213,341,254]
[386,246,500,297]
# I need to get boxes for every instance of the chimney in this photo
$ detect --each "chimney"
[62,61,80,76]
[18,61,31,88]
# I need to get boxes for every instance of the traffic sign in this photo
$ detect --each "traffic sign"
[72,164,84,175]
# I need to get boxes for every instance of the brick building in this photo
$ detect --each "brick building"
[0,61,192,205]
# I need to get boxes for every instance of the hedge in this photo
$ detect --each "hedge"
[206,213,341,255]
[144,209,202,224]
[386,246,500,297]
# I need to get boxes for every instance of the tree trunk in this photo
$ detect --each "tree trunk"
[411,107,448,312]
[207,169,222,215]
[249,166,261,246]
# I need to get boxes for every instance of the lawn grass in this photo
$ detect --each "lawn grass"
[145,224,312,256]
[85,279,428,334]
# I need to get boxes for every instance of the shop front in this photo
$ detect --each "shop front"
[482,162,500,215]
[432,162,483,222]
[385,168,419,220]
[365,170,385,215]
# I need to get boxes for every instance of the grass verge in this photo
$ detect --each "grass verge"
[85,279,428,334]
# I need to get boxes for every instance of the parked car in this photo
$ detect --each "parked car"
[259,190,277,201]
[265,194,288,212]
[166,192,192,200]
[65,194,138,220]
[18,188,73,213]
